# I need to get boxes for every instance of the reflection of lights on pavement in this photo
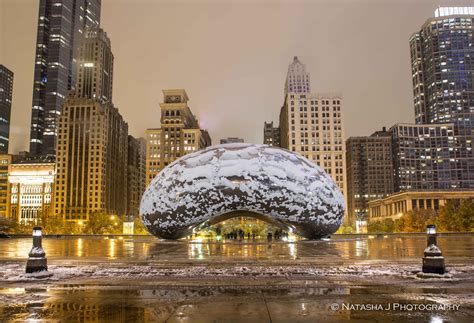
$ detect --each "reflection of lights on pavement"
[355,239,367,257]
[108,239,116,258]
[189,243,204,259]
[77,238,83,257]
[288,242,296,259]
[430,316,443,323]
[4,288,25,294]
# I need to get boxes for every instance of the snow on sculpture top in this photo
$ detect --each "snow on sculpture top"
[140,143,345,239]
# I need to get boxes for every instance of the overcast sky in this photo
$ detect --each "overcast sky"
[1,0,473,153]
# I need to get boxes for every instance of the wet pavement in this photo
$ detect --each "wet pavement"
[0,234,473,322]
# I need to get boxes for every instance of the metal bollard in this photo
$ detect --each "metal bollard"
[422,225,445,275]
[25,226,48,273]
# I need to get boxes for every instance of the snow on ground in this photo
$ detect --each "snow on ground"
[1,262,473,283]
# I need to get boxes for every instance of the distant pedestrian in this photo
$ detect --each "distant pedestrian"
[267,232,272,241]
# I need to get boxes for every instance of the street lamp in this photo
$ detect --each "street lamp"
[26,226,48,273]
[422,224,445,275]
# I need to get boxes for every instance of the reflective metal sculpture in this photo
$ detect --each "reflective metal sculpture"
[140,143,345,239]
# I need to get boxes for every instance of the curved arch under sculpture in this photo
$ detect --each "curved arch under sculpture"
[139,143,345,239]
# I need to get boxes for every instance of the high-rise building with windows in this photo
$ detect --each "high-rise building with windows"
[345,128,393,226]
[263,121,280,147]
[279,93,347,201]
[146,89,212,185]
[0,65,13,154]
[53,28,128,222]
[390,123,460,191]
[29,0,101,157]
[284,56,310,94]
[0,64,13,154]
[127,136,146,216]
[409,7,474,189]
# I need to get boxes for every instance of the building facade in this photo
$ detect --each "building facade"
[127,136,146,216]
[345,128,393,226]
[263,121,280,147]
[146,89,212,185]
[0,66,13,154]
[390,123,460,191]
[368,190,474,222]
[0,155,11,219]
[409,7,474,189]
[8,160,55,223]
[279,93,347,201]
[285,56,310,94]
[53,28,128,222]
[29,0,101,157]
[220,137,244,144]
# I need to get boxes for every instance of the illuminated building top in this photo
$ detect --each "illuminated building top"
[434,7,474,18]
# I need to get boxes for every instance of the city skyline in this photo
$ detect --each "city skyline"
[2,0,473,154]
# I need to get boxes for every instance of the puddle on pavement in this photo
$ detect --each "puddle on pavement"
[1,285,472,322]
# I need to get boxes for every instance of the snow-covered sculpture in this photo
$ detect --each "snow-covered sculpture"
[140,143,345,239]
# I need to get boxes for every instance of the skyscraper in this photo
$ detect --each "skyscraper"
[409,7,474,189]
[146,89,212,185]
[410,7,473,125]
[390,123,459,191]
[0,65,13,154]
[284,56,311,94]
[29,0,101,157]
[263,121,280,147]
[279,93,347,201]
[54,28,128,222]
[127,136,146,216]
[345,128,393,225]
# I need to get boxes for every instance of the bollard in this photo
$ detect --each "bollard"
[26,226,48,273]
[422,225,445,275]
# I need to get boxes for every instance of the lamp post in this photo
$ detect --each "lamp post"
[26,226,48,273]
[422,225,445,275]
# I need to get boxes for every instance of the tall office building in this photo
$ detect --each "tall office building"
[390,123,460,191]
[279,93,347,200]
[0,65,13,154]
[29,0,101,157]
[263,121,280,146]
[409,7,474,189]
[146,89,212,185]
[345,128,393,225]
[284,56,311,94]
[54,28,128,222]
[127,136,146,216]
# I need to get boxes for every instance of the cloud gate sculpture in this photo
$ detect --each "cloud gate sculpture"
[140,143,345,239]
